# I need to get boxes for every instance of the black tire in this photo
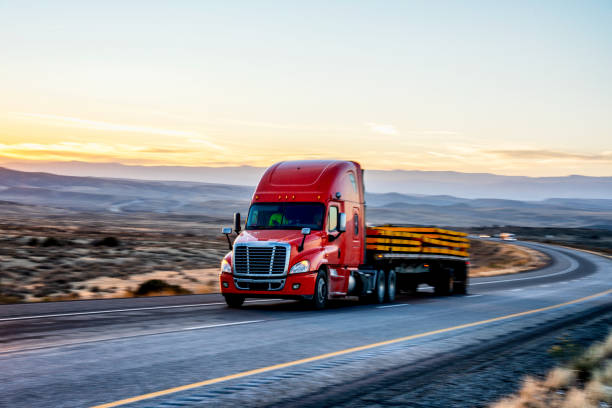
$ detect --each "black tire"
[453,264,468,294]
[385,269,396,302]
[372,270,386,304]
[434,272,454,296]
[454,281,467,295]
[224,294,245,308]
[311,270,328,310]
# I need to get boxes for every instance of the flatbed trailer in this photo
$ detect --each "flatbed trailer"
[357,226,469,298]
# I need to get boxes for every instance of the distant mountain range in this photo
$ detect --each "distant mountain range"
[3,160,612,200]
[1,166,611,229]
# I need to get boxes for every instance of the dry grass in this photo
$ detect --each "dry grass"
[469,239,550,277]
[0,213,228,302]
[71,268,219,300]
[490,331,612,408]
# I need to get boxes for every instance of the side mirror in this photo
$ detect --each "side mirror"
[222,227,233,249]
[298,227,311,252]
[233,212,241,233]
[338,213,346,232]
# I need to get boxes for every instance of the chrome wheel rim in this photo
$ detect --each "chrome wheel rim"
[317,278,326,304]
[388,271,396,299]
[377,272,385,300]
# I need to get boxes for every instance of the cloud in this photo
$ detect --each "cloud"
[137,147,195,154]
[0,142,198,162]
[225,119,354,133]
[427,151,466,160]
[421,130,461,135]
[486,149,612,162]
[366,122,399,136]
[12,112,226,151]
[187,138,228,151]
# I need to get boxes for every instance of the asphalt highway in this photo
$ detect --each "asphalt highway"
[0,242,610,408]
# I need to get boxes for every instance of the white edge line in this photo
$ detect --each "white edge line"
[0,299,282,322]
[183,320,265,331]
[1,320,266,355]
[377,303,411,309]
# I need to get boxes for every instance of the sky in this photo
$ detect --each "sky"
[0,0,610,176]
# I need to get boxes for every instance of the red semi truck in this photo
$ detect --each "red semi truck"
[219,160,469,309]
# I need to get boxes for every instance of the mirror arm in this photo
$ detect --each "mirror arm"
[298,234,307,252]
[224,233,233,250]
[298,228,311,252]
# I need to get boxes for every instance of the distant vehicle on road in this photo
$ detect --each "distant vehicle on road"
[219,160,470,309]
[499,233,517,241]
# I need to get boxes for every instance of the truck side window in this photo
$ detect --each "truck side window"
[328,206,338,232]
[354,213,359,235]
[348,173,357,193]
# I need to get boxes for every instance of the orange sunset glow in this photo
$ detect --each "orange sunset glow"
[1,1,610,176]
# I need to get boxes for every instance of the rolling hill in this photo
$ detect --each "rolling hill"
[1,167,611,228]
[4,161,612,200]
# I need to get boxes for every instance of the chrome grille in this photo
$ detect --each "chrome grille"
[234,244,289,275]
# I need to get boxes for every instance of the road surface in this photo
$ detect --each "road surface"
[0,242,610,407]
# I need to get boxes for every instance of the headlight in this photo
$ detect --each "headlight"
[221,259,232,274]
[289,260,310,274]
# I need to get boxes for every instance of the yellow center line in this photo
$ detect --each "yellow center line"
[92,288,612,408]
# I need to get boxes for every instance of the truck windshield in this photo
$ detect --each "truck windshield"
[246,203,325,230]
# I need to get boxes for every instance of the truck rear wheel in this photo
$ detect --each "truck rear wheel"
[434,272,454,296]
[385,269,396,302]
[453,264,468,294]
[372,270,386,303]
[224,294,245,308]
[454,281,467,294]
[311,270,328,310]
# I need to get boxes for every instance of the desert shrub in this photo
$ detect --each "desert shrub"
[41,237,62,247]
[134,279,192,296]
[0,294,24,304]
[92,237,120,247]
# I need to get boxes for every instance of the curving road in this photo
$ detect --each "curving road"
[0,242,610,408]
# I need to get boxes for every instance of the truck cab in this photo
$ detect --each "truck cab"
[219,160,365,308]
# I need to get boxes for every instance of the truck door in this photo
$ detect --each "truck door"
[349,207,362,266]
[326,203,349,295]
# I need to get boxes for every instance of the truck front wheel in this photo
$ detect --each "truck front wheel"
[311,270,328,310]
[224,294,245,308]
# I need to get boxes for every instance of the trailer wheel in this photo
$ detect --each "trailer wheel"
[453,264,468,294]
[454,281,467,294]
[385,269,396,302]
[434,272,454,296]
[311,270,328,310]
[224,294,245,308]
